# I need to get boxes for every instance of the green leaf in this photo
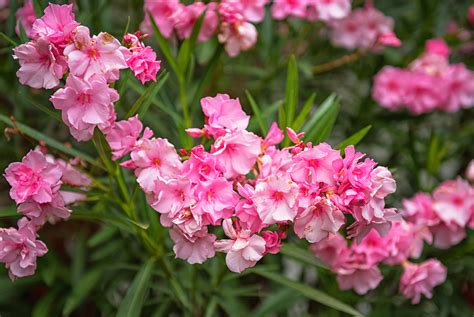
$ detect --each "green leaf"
[0,206,18,218]
[176,10,206,76]
[251,288,301,317]
[123,16,131,36]
[148,13,180,77]
[426,134,447,175]
[88,226,117,247]
[252,269,363,317]
[293,93,316,131]
[277,101,286,130]
[28,98,62,122]
[245,90,267,134]
[284,55,298,129]
[280,244,327,269]
[0,114,101,169]
[117,258,156,317]
[92,130,115,174]
[33,289,59,317]
[126,71,169,118]
[32,0,43,17]
[336,125,372,152]
[303,94,340,143]
[63,267,104,316]
[0,31,18,46]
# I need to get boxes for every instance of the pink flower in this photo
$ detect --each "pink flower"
[469,6,474,26]
[182,145,225,182]
[125,46,161,84]
[294,197,345,243]
[64,26,127,81]
[370,166,396,199]
[30,3,80,48]
[192,178,240,224]
[105,115,153,160]
[52,157,92,188]
[466,160,474,181]
[149,177,193,217]
[425,38,450,58]
[222,0,269,23]
[17,192,71,226]
[130,138,182,192]
[442,64,474,112]
[4,150,62,204]
[404,72,446,114]
[253,175,299,224]
[235,184,263,232]
[261,231,282,254]
[308,0,351,22]
[201,94,250,137]
[174,2,218,42]
[141,0,180,38]
[372,66,408,111]
[211,129,261,179]
[310,234,348,267]
[15,0,35,38]
[13,37,68,89]
[271,0,308,20]
[0,218,48,280]
[263,122,284,149]
[214,219,266,273]
[170,227,216,264]
[432,179,472,228]
[430,222,466,249]
[400,259,447,304]
[402,193,439,227]
[50,74,118,141]
[217,12,258,58]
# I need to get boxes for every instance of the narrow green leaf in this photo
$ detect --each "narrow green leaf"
[285,55,298,129]
[293,93,316,131]
[176,11,206,76]
[245,90,267,134]
[126,72,167,117]
[92,130,115,174]
[148,13,180,77]
[252,269,363,317]
[426,135,447,175]
[0,31,18,46]
[18,23,28,43]
[28,98,62,122]
[138,73,169,117]
[63,268,104,316]
[0,206,18,218]
[32,0,43,17]
[33,289,59,317]
[117,258,156,317]
[0,114,101,169]
[123,16,131,36]
[251,288,301,317]
[88,226,117,247]
[303,94,340,143]
[277,101,286,130]
[336,125,372,151]
[280,244,327,269]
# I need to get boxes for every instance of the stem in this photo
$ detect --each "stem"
[179,77,192,148]
[313,50,363,74]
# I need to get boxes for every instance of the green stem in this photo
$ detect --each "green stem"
[179,77,192,148]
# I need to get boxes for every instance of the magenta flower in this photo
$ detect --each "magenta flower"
[50,74,118,141]
[13,37,68,89]
[182,145,225,182]
[125,46,161,84]
[372,66,409,111]
[4,150,62,204]
[400,259,447,304]
[0,218,48,280]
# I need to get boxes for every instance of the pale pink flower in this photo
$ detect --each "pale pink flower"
[431,222,466,249]
[402,193,439,227]
[370,166,396,199]
[263,122,284,149]
[214,219,266,273]
[310,234,348,267]
[377,32,401,47]
[211,129,261,179]
[15,0,35,38]
[54,158,92,188]
[222,0,269,23]
[170,226,216,264]
[149,177,193,217]
[432,179,472,228]
[4,150,62,204]
[443,64,474,112]
[0,218,48,280]
[174,2,218,42]
[400,259,447,304]
[105,115,153,160]
[201,94,250,137]
[217,10,258,58]
[50,74,118,141]
[353,229,389,265]
[64,26,127,81]
[130,138,182,192]
[30,3,80,48]
[253,175,299,224]
[182,145,225,182]
[125,46,161,84]
[466,160,474,181]
[261,231,282,254]
[192,178,239,224]
[308,0,351,22]
[13,37,68,89]
[294,197,345,243]
[404,73,446,114]
[235,184,263,232]
[372,66,408,111]
[271,0,308,20]
[17,192,71,226]
[141,0,180,38]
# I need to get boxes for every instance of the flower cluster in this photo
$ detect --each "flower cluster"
[1,149,91,280]
[142,0,390,57]
[12,3,161,141]
[328,4,400,50]
[373,39,474,114]
[311,164,474,303]
[103,93,398,273]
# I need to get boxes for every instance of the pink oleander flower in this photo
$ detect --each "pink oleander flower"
[432,178,473,228]
[214,219,266,273]
[211,129,261,179]
[31,3,80,49]
[403,72,446,114]
[64,26,127,81]
[235,183,263,232]
[253,174,299,224]
[310,233,348,267]
[125,46,161,84]
[50,74,118,141]
[130,138,182,192]
[370,166,397,199]
[442,64,474,112]
[271,0,308,20]
[170,226,216,264]
[402,193,439,227]
[353,229,390,265]
[192,178,240,224]
[263,122,284,149]
[15,0,35,38]
[222,0,269,23]
[400,259,447,304]
[372,66,409,111]
[174,2,218,42]
[466,160,474,181]
[425,38,450,58]
[430,222,466,249]
[0,218,48,280]
[13,37,68,89]
[17,192,71,226]
[201,93,250,137]
[469,5,474,26]
[308,0,351,22]
[141,0,180,38]
[150,177,193,217]
[182,145,225,182]
[294,197,345,243]
[53,158,92,188]
[105,115,153,160]
[261,231,282,254]
[4,150,62,204]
